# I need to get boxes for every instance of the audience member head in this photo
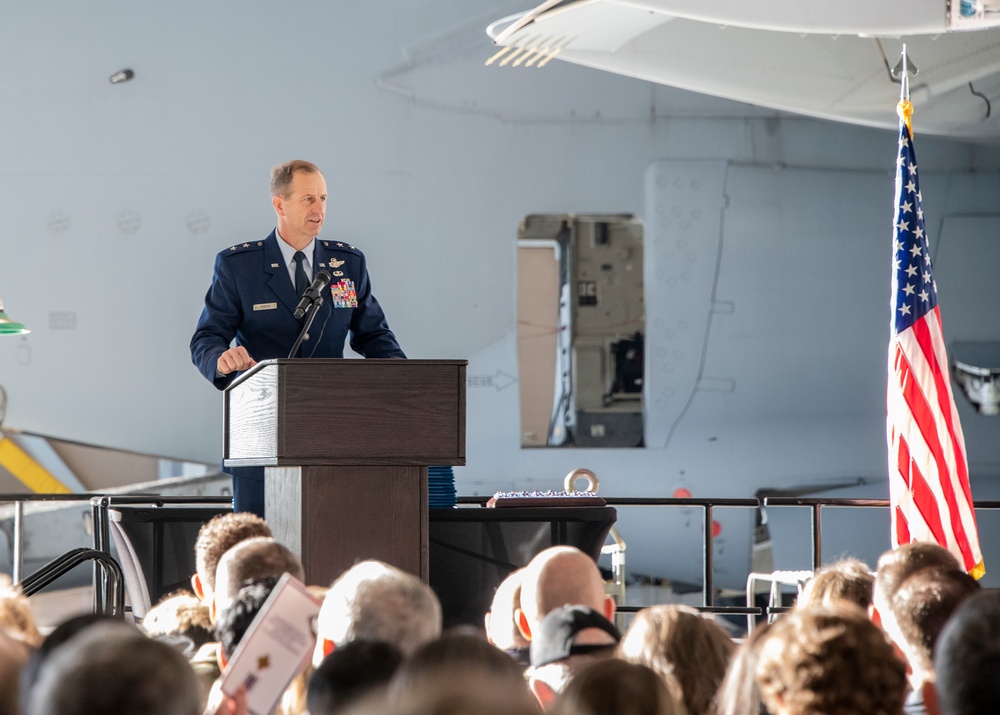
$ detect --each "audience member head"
[192,512,271,606]
[141,590,213,656]
[345,671,541,715]
[934,589,1000,715]
[525,605,621,709]
[314,560,441,665]
[308,640,403,715]
[392,631,530,700]
[796,558,874,611]
[518,546,614,641]
[872,542,958,626]
[26,621,200,715]
[887,565,978,689]
[618,604,735,715]
[712,621,771,715]
[549,658,682,715]
[755,603,906,715]
[214,577,278,665]
[0,576,41,648]
[0,632,30,715]
[212,536,302,617]
[485,568,529,652]
[19,612,120,714]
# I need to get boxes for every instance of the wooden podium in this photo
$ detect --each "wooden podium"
[223,359,466,585]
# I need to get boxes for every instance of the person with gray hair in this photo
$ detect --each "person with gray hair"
[313,560,441,666]
[26,621,200,715]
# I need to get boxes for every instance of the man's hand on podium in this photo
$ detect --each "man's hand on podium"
[217,346,257,376]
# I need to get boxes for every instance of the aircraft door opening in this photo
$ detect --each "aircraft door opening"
[517,214,645,448]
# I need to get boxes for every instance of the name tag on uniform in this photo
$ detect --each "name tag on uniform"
[253,302,278,311]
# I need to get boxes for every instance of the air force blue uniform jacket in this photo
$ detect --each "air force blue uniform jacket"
[191,231,405,390]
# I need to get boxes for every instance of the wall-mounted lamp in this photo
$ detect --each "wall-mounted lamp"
[0,299,30,335]
[109,68,135,84]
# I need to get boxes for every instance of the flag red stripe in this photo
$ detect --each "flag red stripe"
[913,310,969,485]
[894,505,911,545]
[894,414,949,547]
[892,333,974,568]
[910,310,977,563]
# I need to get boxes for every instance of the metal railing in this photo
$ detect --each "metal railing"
[4,491,999,623]
[0,492,232,615]
[19,547,125,616]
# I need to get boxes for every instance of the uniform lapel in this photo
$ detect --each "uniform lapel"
[264,231,300,314]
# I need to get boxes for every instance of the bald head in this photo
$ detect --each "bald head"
[213,537,303,615]
[518,546,613,638]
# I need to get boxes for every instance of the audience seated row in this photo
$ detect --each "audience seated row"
[0,511,997,715]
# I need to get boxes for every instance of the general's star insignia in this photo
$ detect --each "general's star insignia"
[243,243,250,248]
[336,242,344,247]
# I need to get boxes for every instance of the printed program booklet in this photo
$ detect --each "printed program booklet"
[220,572,321,715]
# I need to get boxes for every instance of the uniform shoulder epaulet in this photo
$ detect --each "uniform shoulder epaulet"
[320,240,363,256]
[220,241,265,257]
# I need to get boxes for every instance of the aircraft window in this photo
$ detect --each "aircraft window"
[517,214,644,448]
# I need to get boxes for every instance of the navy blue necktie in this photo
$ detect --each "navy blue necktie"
[292,251,308,297]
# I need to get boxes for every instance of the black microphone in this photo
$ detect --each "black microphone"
[293,270,332,319]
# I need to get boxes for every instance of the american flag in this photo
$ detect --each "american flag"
[887,108,985,578]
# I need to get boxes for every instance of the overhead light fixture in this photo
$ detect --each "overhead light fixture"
[109,68,135,84]
[0,299,30,335]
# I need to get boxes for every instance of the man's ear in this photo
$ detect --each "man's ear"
[603,595,616,622]
[922,680,940,715]
[192,573,206,602]
[484,611,495,646]
[312,638,335,669]
[515,608,532,641]
[272,194,284,216]
[528,677,556,710]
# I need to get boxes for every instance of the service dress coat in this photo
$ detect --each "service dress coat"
[190,231,405,390]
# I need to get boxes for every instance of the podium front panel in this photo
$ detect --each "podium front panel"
[225,359,466,467]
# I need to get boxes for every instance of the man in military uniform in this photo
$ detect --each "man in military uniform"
[191,160,405,515]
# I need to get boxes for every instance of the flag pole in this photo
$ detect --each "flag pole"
[897,44,913,136]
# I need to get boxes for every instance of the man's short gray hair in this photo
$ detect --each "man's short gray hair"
[319,560,441,656]
[27,621,200,715]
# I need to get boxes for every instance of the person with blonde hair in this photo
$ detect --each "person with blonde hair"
[0,575,41,647]
[795,557,873,611]
[755,603,906,715]
[618,604,735,715]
